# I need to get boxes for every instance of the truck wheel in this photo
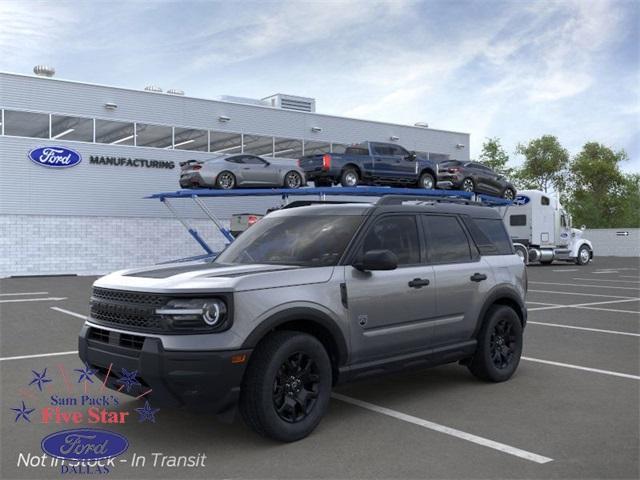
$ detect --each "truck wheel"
[239,331,332,442]
[418,172,435,190]
[462,177,475,192]
[467,305,522,382]
[216,171,236,189]
[340,168,359,187]
[576,245,591,265]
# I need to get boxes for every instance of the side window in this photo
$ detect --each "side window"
[561,214,567,227]
[390,145,410,157]
[466,218,513,255]
[541,196,550,205]
[423,215,472,263]
[225,156,242,164]
[242,156,266,165]
[510,215,527,226]
[361,216,420,265]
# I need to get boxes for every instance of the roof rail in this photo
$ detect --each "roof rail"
[377,194,488,206]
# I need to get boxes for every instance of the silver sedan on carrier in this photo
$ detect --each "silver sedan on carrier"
[179,154,307,189]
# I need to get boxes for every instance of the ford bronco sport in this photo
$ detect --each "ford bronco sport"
[78,195,527,442]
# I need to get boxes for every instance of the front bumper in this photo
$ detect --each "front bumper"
[78,323,251,411]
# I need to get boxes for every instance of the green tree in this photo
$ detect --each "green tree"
[516,135,569,193]
[565,142,638,228]
[479,137,511,174]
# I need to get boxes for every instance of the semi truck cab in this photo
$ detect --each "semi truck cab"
[500,190,593,265]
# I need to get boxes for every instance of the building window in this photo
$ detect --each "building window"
[135,123,173,148]
[3,110,49,138]
[303,141,331,155]
[51,114,93,142]
[273,137,303,159]
[210,131,243,154]
[173,127,208,151]
[95,119,135,145]
[244,134,274,156]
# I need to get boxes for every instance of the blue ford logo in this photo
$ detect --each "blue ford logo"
[41,428,128,461]
[513,195,530,206]
[28,146,82,168]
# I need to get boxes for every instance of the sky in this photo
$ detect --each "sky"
[1,0,638,172]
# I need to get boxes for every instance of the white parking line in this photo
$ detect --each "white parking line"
[0,351,77,362]
[529,281,639,291]
[552,269,579,272]
[620,275,640,279]
[529,289,638,299]
[574,306,640,315]
[0,297,67,304]
[593,271,619,274]
[0,291,49,296]
[50,307,88,320]
[572,278,640,284]
[522,357,640,381]
[528,321,640,337]
[528,297,640,312]
[332,393,553,464]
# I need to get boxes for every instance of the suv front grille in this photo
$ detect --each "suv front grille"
[90,287,166,332]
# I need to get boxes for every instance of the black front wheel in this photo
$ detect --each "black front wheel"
[461,177,475,192]
[240,331,332,442]
[467,305,522,382]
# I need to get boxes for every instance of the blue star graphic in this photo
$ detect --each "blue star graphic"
[135,401,160,423]
[28,368,52,392]
[74,362,96,383]
[117,368,141,392]
[11,400,35,423]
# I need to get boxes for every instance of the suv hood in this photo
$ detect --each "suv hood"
[93,261,334,293]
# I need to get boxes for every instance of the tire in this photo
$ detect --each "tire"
[467,305,523,382]
[239,331,332,442]
[461,177,475,192]
[284,171,303,189]
[576,245,591,265]
[503,187,516,200]
[216,171,236,189]
[340,168,359,187]
[418,172,435,190]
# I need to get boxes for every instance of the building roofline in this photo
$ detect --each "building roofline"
[0,71,470,137]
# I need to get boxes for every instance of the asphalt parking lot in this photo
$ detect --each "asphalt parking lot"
[1,256,638,479]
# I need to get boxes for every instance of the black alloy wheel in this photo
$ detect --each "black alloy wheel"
[216,171,236,189]
[462,178,475,192]
[503,188,516,200]
[273,352,320,423]
[489,318,517,370]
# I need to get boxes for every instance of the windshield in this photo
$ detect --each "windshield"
[215,214,364,267]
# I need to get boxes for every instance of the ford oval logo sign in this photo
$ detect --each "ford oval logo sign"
[513,195,530,206]
[28,146,82,168]
[41,428,128,461]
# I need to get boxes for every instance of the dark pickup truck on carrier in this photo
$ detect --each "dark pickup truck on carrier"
[298,141,445,189]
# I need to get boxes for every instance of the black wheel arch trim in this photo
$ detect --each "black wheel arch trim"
[473,286,527,338]
[241,307,349,367]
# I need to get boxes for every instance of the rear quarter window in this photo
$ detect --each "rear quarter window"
[465,217,514,255]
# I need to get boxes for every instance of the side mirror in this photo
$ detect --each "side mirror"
[581,225,586,231]
[407,151,417,161]
[353,249,398,272]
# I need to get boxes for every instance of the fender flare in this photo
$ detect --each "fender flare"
[571,238,593,258]
[241,307,349,366]
[473,285,527,338]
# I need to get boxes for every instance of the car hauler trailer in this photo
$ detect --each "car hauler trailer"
[499,190,593,265]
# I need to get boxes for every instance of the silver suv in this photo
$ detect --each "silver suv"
[78,196,527,442]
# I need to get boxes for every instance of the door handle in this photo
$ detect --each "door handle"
[470,273,487,282]
[408,278,430,288]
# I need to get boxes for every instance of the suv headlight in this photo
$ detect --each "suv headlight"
[156,298,229,332]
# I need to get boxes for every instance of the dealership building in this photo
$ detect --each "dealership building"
[0,69,470,277]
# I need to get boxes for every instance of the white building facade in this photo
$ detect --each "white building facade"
[0,72,470,277]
